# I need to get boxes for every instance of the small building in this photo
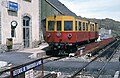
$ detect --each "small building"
[99,28,113,39]
[0,0,41,52]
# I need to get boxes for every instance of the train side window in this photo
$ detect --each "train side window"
[79,22,81,31]
[90,24,94,31]
[64,21,73,31]
[57,21,61,31]
[90,24,92,31]
[86,23,88,31]
[48,21,54,31]
[75,21,77,31]
[95,23,98,31]
[83,22,85,31]
[93,24,95,31]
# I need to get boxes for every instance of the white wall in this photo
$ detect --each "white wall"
[0,0,40,49]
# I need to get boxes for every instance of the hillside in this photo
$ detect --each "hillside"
[78,16,120,36]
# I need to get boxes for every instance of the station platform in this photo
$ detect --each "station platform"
[17,43,49,58]
[0,43,49,67]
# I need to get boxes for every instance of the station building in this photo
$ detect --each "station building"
[0,0,77,52]
[0,0,41,52]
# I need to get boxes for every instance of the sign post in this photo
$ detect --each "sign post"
[41,59,44,78]
[10,64,12,78]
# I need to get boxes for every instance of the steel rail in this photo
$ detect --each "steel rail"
[96,40,120,78]
[70,40,119,78]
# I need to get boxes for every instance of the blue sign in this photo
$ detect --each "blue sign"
[8,1,18,12]
[12,60,43,77]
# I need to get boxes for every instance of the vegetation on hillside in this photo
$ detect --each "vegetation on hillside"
[78,16,120,37]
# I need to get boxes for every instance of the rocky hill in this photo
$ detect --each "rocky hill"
[78,16,120,36]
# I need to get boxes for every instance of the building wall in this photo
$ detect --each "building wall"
[99,28,113,39]
[41,0,61,40]
[41,0,61,20]
[0,0,41,52]
[20,0,40,48]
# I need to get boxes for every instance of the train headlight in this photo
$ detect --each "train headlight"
[47,33,51,38]
[68,33,72,39]
[56,32,61,37]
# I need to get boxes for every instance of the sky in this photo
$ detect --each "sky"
[59,0,120,21]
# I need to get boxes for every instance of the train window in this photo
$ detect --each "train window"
[93,24,95,31]
[64,21,73,31]
[95,23,98,31]
[75,21,77,31]
[90,24,92,31]
[57,21,61,31]
[90,24,94,31]
[83,22,85,31]
[86,23,88,31]
[48,21,54,31]
[79,22,81,31]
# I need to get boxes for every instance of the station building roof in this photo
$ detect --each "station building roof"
[46,0,78,18]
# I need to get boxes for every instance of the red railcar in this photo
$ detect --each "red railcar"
[46,16,98,55]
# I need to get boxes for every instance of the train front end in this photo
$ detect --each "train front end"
[46,16,76,55]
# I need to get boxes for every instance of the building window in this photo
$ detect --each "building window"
[57,21,61,31]
[23,0,31,2]
[64,21,73,31]
[48,21,54,31]
[23,16,31,48]
[23,17,30,26]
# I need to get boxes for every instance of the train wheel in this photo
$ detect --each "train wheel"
[87,40,90,43]
[66,45,77,53]
[58,50,67,56]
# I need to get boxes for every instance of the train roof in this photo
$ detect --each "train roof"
[46,15,98,24]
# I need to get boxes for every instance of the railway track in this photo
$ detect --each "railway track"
[70,39,120,78]
[1,39,117,78]
[95,39,120,78]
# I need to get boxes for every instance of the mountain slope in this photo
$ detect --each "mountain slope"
[78,16,120,36]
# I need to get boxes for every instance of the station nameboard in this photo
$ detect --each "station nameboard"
[12,60,43,77]
[8,1,18,12]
